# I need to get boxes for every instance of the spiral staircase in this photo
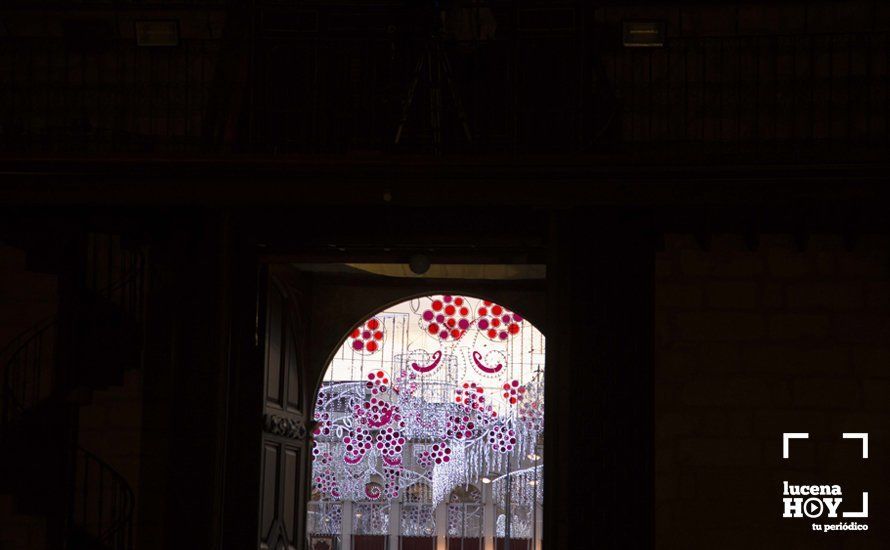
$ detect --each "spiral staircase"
[0,232,144,550]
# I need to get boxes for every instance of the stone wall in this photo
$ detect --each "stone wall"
[655,234,890,548]
[0,243,57,348]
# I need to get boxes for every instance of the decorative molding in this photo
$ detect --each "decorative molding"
[264,413,307,440]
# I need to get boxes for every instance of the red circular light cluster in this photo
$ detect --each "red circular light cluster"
[488,424,517,454]
[429,442,452,464]
[313,411,332,436]
[349,317,385,354]
[376,427,406,466]
[476,301,523,342]
[366,370,390,395]
[420,295,473,341]
[343,427,373,464]
[454,381,485,407]
[360,396,397,428]
[501,380,526,405]
[448,382,496,440]
[446,412,478,441]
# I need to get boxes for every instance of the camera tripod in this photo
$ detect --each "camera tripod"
[394,29,473,154]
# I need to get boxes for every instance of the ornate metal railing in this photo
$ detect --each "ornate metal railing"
[2,11,888,154]
[0,316,57,431]
[0,233,144,549]
[588,31,890,146]
[0,236,144,430]
[83,234,146,319]
[70,446,135,550]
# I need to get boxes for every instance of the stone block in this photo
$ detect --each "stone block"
[768,314,830,340]
[677,312,765,341]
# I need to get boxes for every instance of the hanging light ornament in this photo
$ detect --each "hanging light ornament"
[310,295,545,507]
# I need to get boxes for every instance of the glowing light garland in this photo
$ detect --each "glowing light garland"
[311,295,545,512]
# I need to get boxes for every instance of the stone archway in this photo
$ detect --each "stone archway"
[307,294,545,550]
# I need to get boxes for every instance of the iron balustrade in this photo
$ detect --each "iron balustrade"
[0,7,888,152]
[589,32,890,145]
[0,233,144,549]
[0,316,56,431]
[70,445,135,550]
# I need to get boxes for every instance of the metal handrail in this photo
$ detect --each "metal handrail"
[0,315,56,364]
[72,445,135,550]
[0,316,56,428]
[0,238,144,550]
[0,255,145,427]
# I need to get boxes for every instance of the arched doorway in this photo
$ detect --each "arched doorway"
[307,294,545,550]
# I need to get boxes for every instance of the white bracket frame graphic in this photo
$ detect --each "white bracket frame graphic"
[781,432,870,519]
[842,432,869,459]
[843,492,869,518]
[782,432,809,459]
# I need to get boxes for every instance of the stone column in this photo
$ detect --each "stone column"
[435,502,448,550]
[389,501,401,550]
[341,501,353,550]
[482,484,495,550]
[545,210,654,548]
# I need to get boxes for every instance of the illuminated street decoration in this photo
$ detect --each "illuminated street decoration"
[310,294,545,515]
[349,317,386,354]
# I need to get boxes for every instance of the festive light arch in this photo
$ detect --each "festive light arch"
[309,293,545,538]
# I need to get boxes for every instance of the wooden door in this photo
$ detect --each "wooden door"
[258,274,308,549]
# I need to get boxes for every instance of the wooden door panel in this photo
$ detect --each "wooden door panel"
[285,322,301,411]
[261,443,280,539]
[258,272,308,549]
[265,286,284,407]
[282,446,300,543]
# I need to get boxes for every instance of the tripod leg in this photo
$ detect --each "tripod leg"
[395,47,428,144]
[441,49,473,144]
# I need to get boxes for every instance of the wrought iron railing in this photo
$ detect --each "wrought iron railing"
[0,36,221,154]
[0,233,144,549]
[0,316,57,430]
[588,32,890,146]
[2,17,889,154]
[70,446,135,550]
[0,235,144,429]
[84,233,145,319]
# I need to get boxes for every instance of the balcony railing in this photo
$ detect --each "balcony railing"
[1,5,888,155]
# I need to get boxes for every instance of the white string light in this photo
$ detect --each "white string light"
[311,295,545,538]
